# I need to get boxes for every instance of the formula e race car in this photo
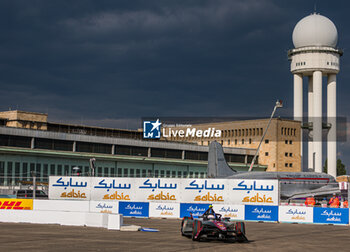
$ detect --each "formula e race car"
[181,210,248,242]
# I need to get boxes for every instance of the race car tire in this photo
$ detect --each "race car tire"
[181,220,185,236]
[235,222,248,243]
[181,217,192,236]
[236,222,245,235]
[192,220,202,241]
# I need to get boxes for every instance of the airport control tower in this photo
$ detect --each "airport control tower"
[288,13,342,177]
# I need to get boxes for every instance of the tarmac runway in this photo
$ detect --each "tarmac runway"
[0,218,349,252]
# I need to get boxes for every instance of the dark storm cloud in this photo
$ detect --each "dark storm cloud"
[0,0,291,119]
[0,0,349,124]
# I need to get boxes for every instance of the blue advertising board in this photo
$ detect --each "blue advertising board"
[119,201,149,218]
[180,203,210,218]
[245,205,278,222]
[313,207,349,225]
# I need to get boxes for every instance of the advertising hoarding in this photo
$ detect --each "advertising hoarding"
[245,205,278,222]
[279,206,313,224]
[149,202,180,218]
[0,198,33,210]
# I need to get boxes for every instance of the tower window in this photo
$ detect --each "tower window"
[265,152,269,156]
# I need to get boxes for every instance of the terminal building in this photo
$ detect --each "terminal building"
[163,118,301,172]
[0,110,265,187]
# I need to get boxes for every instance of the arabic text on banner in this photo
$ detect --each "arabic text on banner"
[149,202,180,218]
[313,207,349,225]
[212,204,245,220]
[279,206,313,224]
[49,176,91,201]
[91,178,134,201]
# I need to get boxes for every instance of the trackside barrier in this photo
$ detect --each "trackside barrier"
[279,206,313,224]
[0,209,122,229]
[313,207,349,225]
[34,200,119,214]
[0,198,33,210]
[49,177,279,206]
[245,205,278,222]
[119,201,149,217]
[149,202,180,218]
[7,199,349,226]
[34,200,89,212]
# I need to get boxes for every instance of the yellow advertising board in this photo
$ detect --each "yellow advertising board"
[0,198,33,210]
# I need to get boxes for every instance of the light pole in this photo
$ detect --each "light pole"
[248,100,283,172]
[89,158,96,177]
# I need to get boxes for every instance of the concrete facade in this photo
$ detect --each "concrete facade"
[163,118,301,172]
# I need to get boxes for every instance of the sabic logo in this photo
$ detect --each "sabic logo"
[143,119,161,139]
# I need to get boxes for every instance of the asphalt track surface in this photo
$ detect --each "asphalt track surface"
[0,218,350,252]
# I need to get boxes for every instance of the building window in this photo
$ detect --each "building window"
[124,168,129,177]
[289,163,293,167]
[265,139,269,144]
[227,140,230,145]
[177,171,182,178]
[235,139,237,145]
[281,127,284,135]
[285,163,288,167]
[285,140,288,144]
[289,140,293,144]
[265,152,269,156]
[242,139,244,144]
[249,138,252,144]
[285,152,288,157]
[289,153,293,157]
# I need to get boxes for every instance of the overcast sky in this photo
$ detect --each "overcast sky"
[1,0,349,170]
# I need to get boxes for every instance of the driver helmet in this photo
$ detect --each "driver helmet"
[207,214,215,220]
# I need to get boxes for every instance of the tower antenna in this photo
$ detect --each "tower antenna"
[314,2,317,14]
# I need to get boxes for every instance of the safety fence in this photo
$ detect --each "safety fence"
[1,176,349,226]
[0,198,349,225]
